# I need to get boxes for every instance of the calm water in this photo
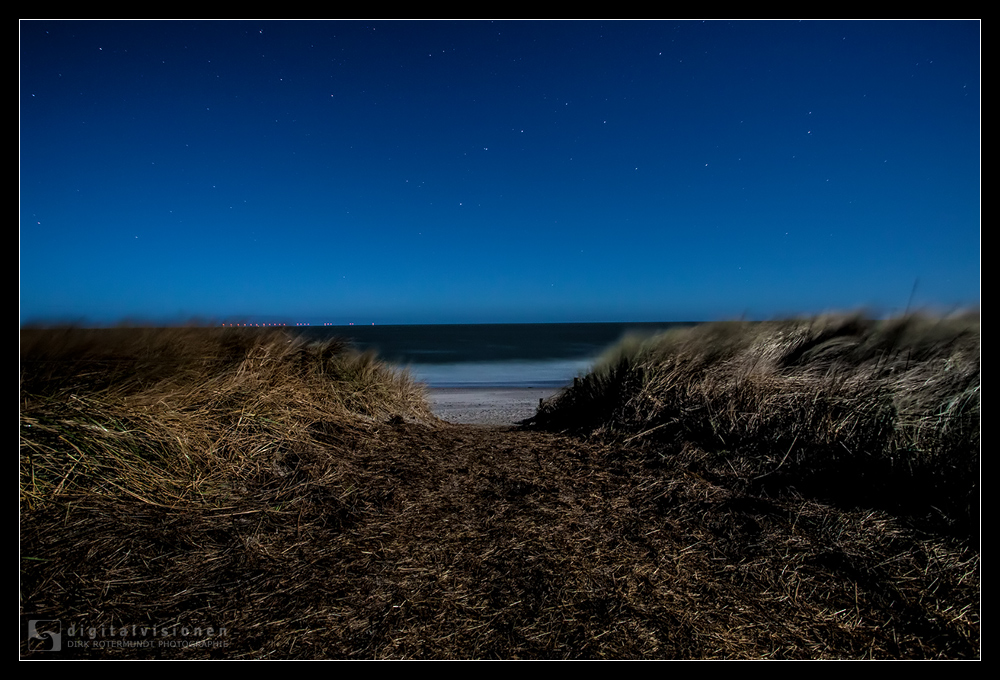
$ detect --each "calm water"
[295,322,693,388]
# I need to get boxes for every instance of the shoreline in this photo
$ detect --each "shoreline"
[425,386,564,425]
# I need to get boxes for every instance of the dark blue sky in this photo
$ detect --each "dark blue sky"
[20,20,980,325]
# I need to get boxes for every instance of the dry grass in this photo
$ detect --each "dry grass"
[530,312,980,541]
[19,319,979,658]
[20,326,431,513]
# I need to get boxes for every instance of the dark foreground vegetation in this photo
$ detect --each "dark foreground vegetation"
[20,315,979,659]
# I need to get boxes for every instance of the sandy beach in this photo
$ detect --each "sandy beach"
[426,386,563,425]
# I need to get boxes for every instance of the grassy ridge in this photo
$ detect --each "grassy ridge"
[531,312,980,539]
[20,326,431,511]
[19,318,979,658]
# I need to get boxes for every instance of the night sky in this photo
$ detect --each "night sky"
[19,20,980,326]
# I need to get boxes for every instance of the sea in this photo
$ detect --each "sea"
[294,322,694,388]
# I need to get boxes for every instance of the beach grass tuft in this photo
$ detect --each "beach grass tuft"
[20,326,432,512]
[530,311,980,539]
